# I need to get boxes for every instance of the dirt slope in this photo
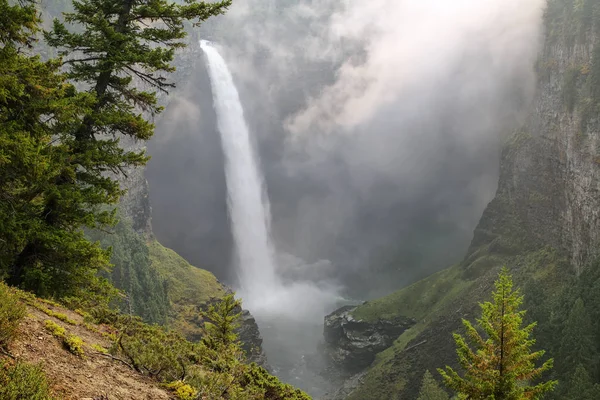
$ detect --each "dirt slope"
[3,300,172,400]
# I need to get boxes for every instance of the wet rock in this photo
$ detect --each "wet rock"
[323,305,415,372]
[237,308,268,367]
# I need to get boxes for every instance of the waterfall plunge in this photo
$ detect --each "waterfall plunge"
[201,40,342,395]
[200,40,279,308]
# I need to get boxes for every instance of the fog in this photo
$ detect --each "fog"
[146,0,544,395]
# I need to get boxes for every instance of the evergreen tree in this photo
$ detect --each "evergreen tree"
[557,298,597,377]
[439,267,557,399]
[0,0,112,296]
[5,0,231,294]
[564,364,600,400]
[201,294,241,349]
[417,370,449,400]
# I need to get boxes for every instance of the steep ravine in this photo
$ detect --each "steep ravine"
[323,3,600,399]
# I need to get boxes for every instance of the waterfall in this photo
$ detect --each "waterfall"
[200,41,342,395]
[200,40,278,305]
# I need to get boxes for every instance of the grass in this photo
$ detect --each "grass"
[148,241,225,339]
[148,241,225,306]
[21,294,78,325]
[91,343,108,354]
[352,263,472,322]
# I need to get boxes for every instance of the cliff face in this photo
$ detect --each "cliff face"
[118,37,204,235]
[328,3,600,399]
[468,12,600,275]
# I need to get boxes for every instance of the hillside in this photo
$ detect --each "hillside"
[326,1,600,398]
[4,294,172,399]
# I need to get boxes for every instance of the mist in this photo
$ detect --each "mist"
[146,0,545,395]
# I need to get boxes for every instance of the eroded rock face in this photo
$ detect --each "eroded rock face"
[237,309,269,367]
[323,305,415,372]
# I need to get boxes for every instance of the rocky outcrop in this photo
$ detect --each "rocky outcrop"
[237,309,269,367]
[323,305,415,373]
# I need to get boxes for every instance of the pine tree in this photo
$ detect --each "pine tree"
[201,294,241,349]
[558,298,597,376]
[564,364,600,400]
[0,0,112,296]
[439,267,557,399]
[6,0,231,293]
[417,370,449,400]
[198,294,244,376]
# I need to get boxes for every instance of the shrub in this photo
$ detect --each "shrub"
[44,320,66,338]
[64,334,85,357]
[0,283,26,351]
[112,316,192,381]
[165,381,198,400]
[241,364,312,400]
[46,310,77,325]
[91,343,108,354]
[44,320,85,357]
[0,361,55,400]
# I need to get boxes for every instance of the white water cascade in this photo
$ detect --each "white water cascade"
[201,40,343,395]
[200,40,279,307]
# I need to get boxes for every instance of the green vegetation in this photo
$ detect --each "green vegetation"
[353,263,472,322]
[1,0,230,300]
[417,370,449,400]
[44,320,84,357]
[0,0,110,298]
[347,246,566,400]
[90,217,169,325]
[439,268,556,399]
[91,343,108,354]
[0,283,26,352]
[0,361,55,400]
[165,381,198,400]
[101,295,310,399]
[148,241,225,339]
[64,334,85,357]
[44,320,66,338]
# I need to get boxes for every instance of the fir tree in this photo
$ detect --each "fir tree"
[6,0,231,294]
[558,298,597,376]
[439,267,557,399]
[417,370,449,400]
[0,0,112,296]
[201,294,241,349]
[564,364,600,400]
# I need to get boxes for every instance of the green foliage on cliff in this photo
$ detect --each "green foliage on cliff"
[417,370,449,400]
[148,240,225,339]
[106,295,310,399]
[90,217,169,325]
[352,263,471,323]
